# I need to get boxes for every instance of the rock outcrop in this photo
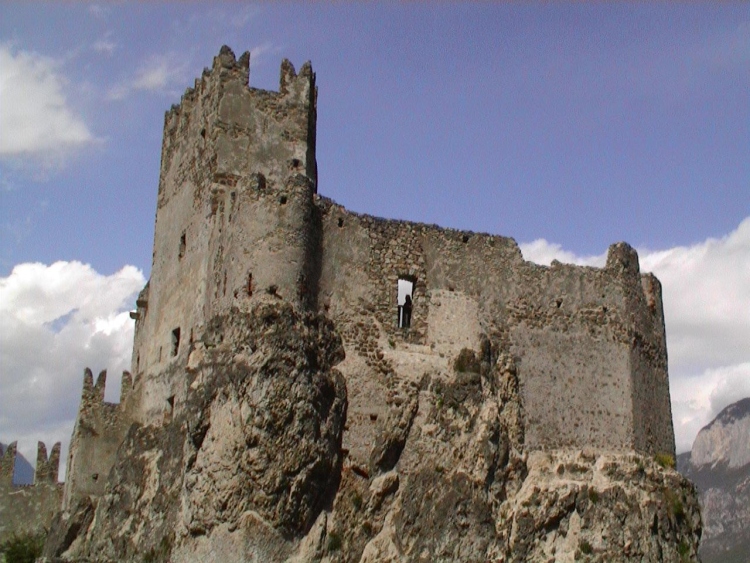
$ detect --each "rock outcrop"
[45,302,701,562]
[678,398,750,563]
[45,301,347,562]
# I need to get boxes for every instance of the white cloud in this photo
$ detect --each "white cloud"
[519,239,606,268]
[522,217,750,454]
[92,39,116,56]
[670,363,750,454]
[107,52,190,101]
[0,45,95,157]
[0,261,145,480]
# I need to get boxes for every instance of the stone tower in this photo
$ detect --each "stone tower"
[130,47,318,424]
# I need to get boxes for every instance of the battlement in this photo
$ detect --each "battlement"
[62,368,137,511]
[0,441,63,543]
[1,440,61,487]
[80,368,136,413]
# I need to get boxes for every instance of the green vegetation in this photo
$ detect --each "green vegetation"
[0,532,45,563]
[655,452,675,469]
[453,348,479,373]
[351,491,363,511]
[664,488,685,523]
[678,540,690,559]
[327,531,342,552]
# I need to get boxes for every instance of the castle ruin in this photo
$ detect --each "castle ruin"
[117,44,674,460]
[4,47,695,561]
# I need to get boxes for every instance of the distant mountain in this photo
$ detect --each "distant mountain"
[678,398,750,563]
[0,442,35,485]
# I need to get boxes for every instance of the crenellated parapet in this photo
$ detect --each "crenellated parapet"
[35,441,61,484]
[62,368,137,512]
[0,441,63,543]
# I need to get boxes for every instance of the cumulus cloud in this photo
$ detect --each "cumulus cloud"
[0,261,144,480]
[107,52,191,101]
[0,45,95,158]
[519,239,605,268]
[521,217,750,454]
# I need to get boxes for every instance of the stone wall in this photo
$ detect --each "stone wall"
[315,198,675,459]
[62,369,136,512]
[0,441,62,543]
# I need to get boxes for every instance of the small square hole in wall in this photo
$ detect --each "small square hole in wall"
[171,328,181,356]
[279,195,288,205]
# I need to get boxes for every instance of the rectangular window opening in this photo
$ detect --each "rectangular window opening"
[397,278,414,328]
[171,328,181,356]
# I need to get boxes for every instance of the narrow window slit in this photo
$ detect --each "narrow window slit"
[179,232,186,259]
[171,328,181,356]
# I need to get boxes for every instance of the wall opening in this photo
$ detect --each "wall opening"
[247,272,253,296]
[179,231,186,259]
[397,278,415,329]
[166,395,175,423]
[171,328,181,357]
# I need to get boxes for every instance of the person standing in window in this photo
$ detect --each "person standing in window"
[402,294,413,328]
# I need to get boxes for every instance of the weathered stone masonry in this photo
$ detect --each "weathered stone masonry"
[0,441,62,543]
[5,46,677,546]
[120,45,674,463]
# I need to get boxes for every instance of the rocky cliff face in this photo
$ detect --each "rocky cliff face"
[44,302,701,562]
[678,398,750,563]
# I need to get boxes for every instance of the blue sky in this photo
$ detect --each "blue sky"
[1,3,749,475]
